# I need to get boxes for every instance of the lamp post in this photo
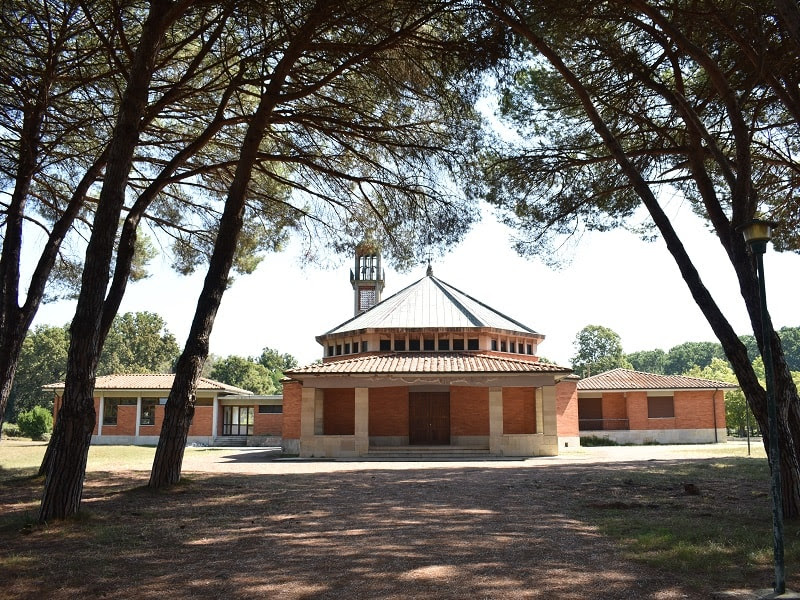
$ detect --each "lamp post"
[740,218,784,595]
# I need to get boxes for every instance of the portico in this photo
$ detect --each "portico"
[283,344,569,458]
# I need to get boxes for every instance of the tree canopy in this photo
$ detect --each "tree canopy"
[208,347,298,395]
[477,0,800,516]
[33,0,503,517]
[571,324,632,377]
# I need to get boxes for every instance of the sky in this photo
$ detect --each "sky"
[30,201,799,369]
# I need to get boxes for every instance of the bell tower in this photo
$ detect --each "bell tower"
[350,239,384,315]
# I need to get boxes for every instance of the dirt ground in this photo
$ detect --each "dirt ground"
[0,443,790,599]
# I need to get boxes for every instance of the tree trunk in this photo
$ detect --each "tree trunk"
[149,2,330,488]
[38,2,173,522]
[149,350,205,487]
[37,373,95,520]
[779,397,800,518]
[0,329,24,424]
[0,103,46,431]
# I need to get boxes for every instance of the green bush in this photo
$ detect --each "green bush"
[16,406,53,440]
[1,421,22,438]
[580,435,620,447]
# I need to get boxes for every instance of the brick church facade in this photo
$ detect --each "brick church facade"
[281,242,577,457]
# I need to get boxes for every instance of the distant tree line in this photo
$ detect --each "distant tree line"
[4,311,296,424]
[626,326,800,376]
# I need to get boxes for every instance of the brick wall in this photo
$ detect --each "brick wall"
[602,392,628,428]
[102,404,138,436]
[556,380,579,436]
[451,386,489,436]
[282,381,302,439]
[368,386,408,436]
[613,389,728,431]
[502,387,536,434]
[138,403,165,437]
[672,390,725,430]
[254,412,283,436]
[188,405,213,436]
[625,392,649,430]
[323,388,355,435]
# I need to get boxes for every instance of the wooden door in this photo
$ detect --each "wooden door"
[409,392,450,445]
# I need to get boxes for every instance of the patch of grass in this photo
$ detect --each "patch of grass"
[0,439,47,476]
[580,457,796,590]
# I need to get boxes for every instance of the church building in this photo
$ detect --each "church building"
[281,242,577,457]
[47,243,733,451]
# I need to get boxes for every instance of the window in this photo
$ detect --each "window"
[423,338,435,351]
[409,338,421,351]
[353,341,359,353]
[344,343,351,354]
[358,255,378,280]
[335,344,342,355]
[468,338,479,350]
[438,338,450,351]
[509,342,516,353]
[103,397,136,425]
[327,345,334,357]
[362,341,368,352]
[394,339,406,351]
[380,339,391,351]
[527,344,533,355]
[491,340,498,351]
[648,396,675,418]
[453,338,464,351]
[140,398,158,426]
[358,287,376,310]
[500,341,507,352]
[258,405,282,414]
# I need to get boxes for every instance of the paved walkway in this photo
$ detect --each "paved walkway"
[179,441,764,475]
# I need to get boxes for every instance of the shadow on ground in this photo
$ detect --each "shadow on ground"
[0,460,783,599]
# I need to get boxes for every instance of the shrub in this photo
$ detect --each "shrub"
[1,421,22,438]
[580,435,619,447]
[16,406,53,440]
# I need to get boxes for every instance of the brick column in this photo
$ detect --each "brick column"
[301,386,318,439]
[212,396,219,439]
[535,387,544,434]
[135,396,142,438]
[98,396,104,436]
[355,388,369,455]
[313,389,324,435]
[541,385,557,434]
[300,387,325,457]
[489,386,503,454]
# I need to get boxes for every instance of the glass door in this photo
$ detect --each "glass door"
[222,406,254,435]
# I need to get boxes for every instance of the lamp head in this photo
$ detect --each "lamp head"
[739,218,778,245]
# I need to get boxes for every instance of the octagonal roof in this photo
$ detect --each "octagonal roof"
[320,272,541,340]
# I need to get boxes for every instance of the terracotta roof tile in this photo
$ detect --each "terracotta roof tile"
[43,373,253,395]
[576,368,738,391]
[287,353,571,376]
